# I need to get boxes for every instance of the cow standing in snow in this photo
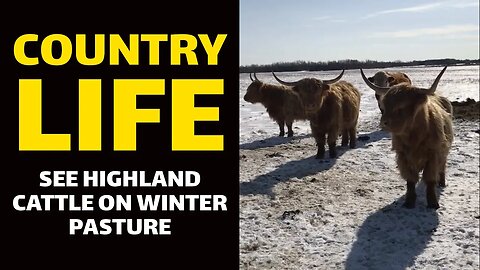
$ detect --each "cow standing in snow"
[243,73,307,137]
[272,70,361,159]
[361,66,454,209]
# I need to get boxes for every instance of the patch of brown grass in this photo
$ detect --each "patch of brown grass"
[452,98,479,120]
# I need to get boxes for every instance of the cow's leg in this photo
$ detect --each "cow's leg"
[438,159,446,187]
[397,154,418,208]
[327,129,338,158]
[286,119,294,137]
[277,120,285,137]
[404,181,417,209]
[315,133,326,159]
[341,129,349,146]
[426,182,439,209]
[423,158,440,209]
[348,126,357,149]
[311,121,325,159]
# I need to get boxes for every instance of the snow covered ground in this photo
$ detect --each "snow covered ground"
[239,65,479,269]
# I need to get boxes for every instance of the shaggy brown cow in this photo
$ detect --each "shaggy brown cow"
[272,70,361,159]
[366,70,412,113]
[243,73,306,137]
[361,66,454,209]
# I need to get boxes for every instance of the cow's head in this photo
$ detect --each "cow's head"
[272,70,344,116]
[368,71,396,87]
[367,71,401,113]
[361,66,447,134]
[243,73,264,103]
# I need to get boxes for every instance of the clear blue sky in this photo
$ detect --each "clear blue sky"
[240,0,479,66]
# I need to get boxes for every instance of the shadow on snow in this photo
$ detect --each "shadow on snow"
[345,183,443,270]
[240,130,390,197]
[240,134,312,150]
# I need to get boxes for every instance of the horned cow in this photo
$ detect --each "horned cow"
[243,73,306,137]
[361,66,453,209]
[272,70,361,159]
[367,70,412,114]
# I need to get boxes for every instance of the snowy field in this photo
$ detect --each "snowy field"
[239,65,479,269]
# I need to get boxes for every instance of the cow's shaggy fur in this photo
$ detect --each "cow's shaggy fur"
[362,67,453,209]
[243,78,306,137]
[287,78,361,159]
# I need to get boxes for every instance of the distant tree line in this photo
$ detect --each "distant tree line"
[240,58,479,73]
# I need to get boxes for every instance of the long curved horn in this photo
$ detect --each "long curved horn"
[424,66,447,95]
[360,69,389,95]
[253,72,260,81]
[249,73,254,81]
[271,72,299,86]
[322,70,345,84]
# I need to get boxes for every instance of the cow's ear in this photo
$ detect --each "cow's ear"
[322,84,330,91]
[387,77,395,83]
[368,77,374,82]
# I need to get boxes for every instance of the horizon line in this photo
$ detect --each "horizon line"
[240,57,480,68]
